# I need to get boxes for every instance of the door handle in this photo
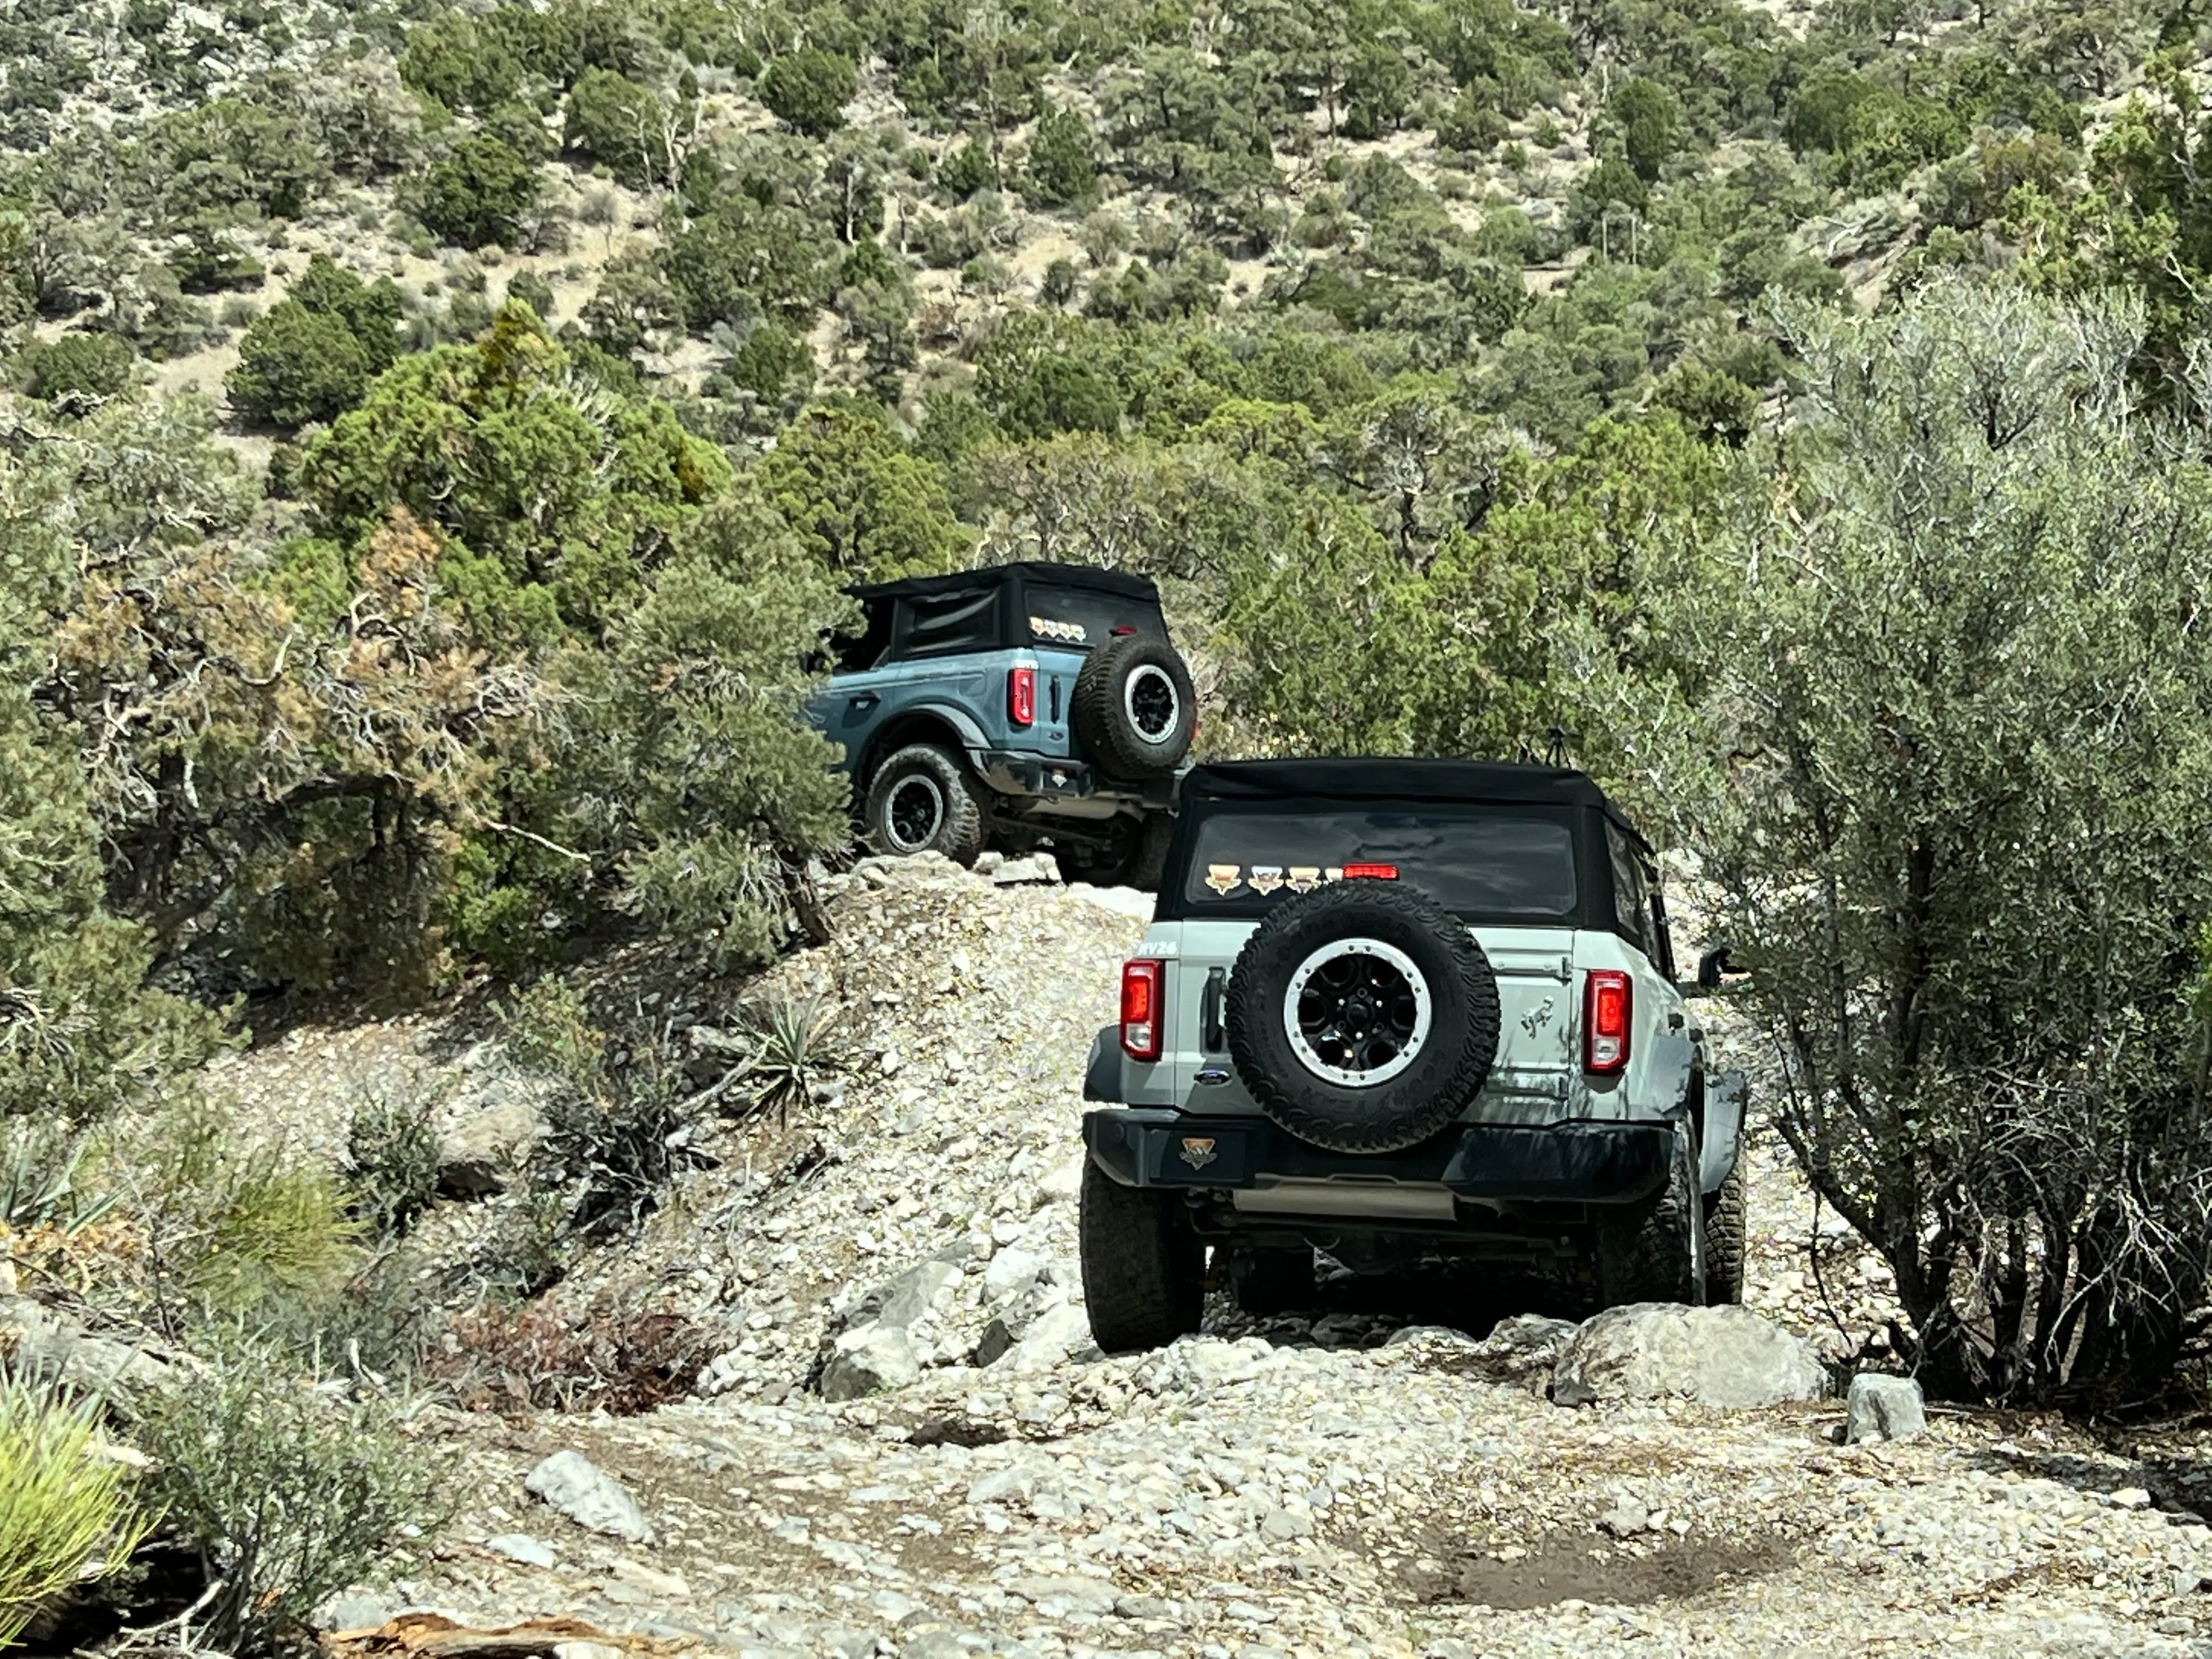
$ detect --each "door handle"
[1201,967,1226,1053]
[847,693,879,713]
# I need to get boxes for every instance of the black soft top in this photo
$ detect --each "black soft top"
[847,560,1159,605]
[1184,757,1644,840]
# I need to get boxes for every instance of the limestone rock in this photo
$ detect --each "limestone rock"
[821,1322,921,1400]
[1001,1299,1095,1373]
[876,1260,960,1329]
[1846,1373,1927,1443]
[1553,1303,1827,1409]
[524,1451,653,1543]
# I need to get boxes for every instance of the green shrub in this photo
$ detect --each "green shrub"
[414,133,540,250]
[227,301,371,429]
[347,1086,442,1239]
[938,137,994,200]
[505,267,556,316]
[16,334,133,404]
[148,1097,363,1317]
[564,67,669,188]
[132,1348,448,1654]
[1025,105,1096,205]
[0,1375,150,1649]
[759,47,855,136]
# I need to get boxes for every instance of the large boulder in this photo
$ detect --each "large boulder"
[1552,1304,1827,1409]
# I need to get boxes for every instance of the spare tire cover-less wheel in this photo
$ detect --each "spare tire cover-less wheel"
[862,743,986,866]
[1071,634,1197,779]
[1224,880,1502,1154]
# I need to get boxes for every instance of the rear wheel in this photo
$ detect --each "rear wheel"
[1594,1119,1706,1308]
[1080,1159,1204,1353]
[1703,1162,1747,1306]
[862,743,987,866]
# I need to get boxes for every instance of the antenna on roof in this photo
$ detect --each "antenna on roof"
[1545,725,1572,768]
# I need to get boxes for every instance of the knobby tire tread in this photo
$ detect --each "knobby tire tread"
[1080,1158,1204,1353]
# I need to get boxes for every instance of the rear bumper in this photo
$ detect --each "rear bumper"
[1082,1108,1674,1206]
[974,749,1182,808]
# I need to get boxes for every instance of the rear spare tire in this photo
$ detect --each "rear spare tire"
[1080,1158,1204,1353]
[1071,634,1196,779]
[862,743,986,866]
[1223,879,1502,1154]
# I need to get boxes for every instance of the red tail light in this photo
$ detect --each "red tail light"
[1584,969,1631,1075]
[1008,665,1035,726]
[1342,863,1399,880]
[1121,958,1163,1060]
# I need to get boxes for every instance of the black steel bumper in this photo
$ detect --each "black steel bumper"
[974,750,1182,808]
[1082,1108,1675,1205]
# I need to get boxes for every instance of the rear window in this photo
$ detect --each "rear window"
[1177,806,1579,919]
[1023,584,1165,652]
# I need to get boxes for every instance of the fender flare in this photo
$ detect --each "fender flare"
[1700,1068,1747,1194]
[856,703,992,786]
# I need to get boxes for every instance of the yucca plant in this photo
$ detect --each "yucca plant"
[0,1372,151,1649]
[737,991,849,1125]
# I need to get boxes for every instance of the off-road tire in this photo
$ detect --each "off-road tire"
[1053,812,1175,891]
[1224,879,1502,1155]
[1594,1119,1706,1308]
[1080,1158,1205,1353]
[1071,634,1196,780]
[1229,1247,1314,1318]
[862,743,987,866]
[1702,1161,1747,1306]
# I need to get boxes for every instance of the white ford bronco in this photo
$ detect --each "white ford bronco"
[1076,759,1748,1353]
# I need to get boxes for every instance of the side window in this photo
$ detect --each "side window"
[1648,884,1677,981]
[1605,824,1649,955]
[832,601,895,673]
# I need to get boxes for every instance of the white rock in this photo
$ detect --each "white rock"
[822,1323,922,1400]
[484,1532,558,1567]
[1037,1153,1086,1207]
[1003,1300,1096,1373]
[1845,1372,1927,1443]
[877,1260,961,1329]
[523,1451,653,1543]
[1553,1304,1827,1409]
[983,1246,1047,1305]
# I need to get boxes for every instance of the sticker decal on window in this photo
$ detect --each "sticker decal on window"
[1205,864,1243,895]
[1248,866,1285,896]
[1286,866,1321,893]
[1029,615,1088,644]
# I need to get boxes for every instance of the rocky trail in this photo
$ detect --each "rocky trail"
[213,858,2212,1659]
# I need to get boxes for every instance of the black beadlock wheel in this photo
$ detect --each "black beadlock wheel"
[1223,880,1502,1155]
[862,743,987,866]
[1595,1119,1707,1308]
[1071,635,1196,780]
[1080,1158,1205,1353]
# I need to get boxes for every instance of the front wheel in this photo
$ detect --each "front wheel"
[1594,1118,1706,1308]
[1080,1159,1204,1353]
[862,743,987,866]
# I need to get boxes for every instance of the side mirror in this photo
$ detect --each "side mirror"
[1689,943,1742,994]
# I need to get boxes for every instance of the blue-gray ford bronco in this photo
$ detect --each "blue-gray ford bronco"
[1077,758,1748,1351]
[807,561,1194,885]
